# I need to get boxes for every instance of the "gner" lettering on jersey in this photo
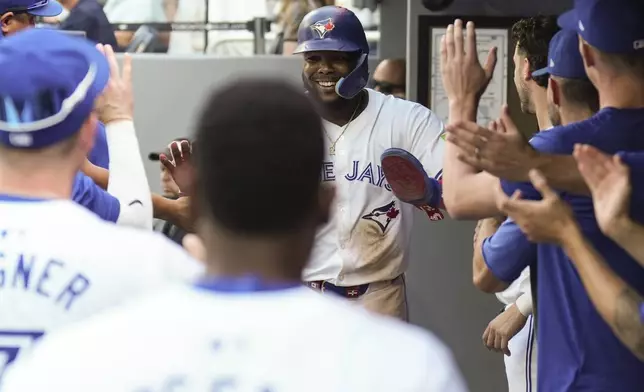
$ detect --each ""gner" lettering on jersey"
[0,249,91,311]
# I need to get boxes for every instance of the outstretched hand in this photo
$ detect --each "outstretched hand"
[446,105,538,181]
[495,169,578,244]
[574,144,632,237]
[94,44,134,124]
[160,140,195,196]
[440,19,497,118]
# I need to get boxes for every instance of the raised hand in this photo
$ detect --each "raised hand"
[574,144,631,237]
[495,169,577,244]
[160,140,195,196]
[440,19,497,112]
[94,44,134,124]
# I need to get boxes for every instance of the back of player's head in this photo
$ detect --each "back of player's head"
[0,28,108,155]
[193,78,324,236]
[512,15,560,88]
[554,77,599,113]
[532,30,599,113]
[558,0,644,79]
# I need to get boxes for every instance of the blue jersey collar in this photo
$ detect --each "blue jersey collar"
[195,275,301,293]
[0,194,48,202]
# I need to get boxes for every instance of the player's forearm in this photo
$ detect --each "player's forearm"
[443,101,489,218]
[533,154,590,195]
[152,193,176,221]
[472,217,505,292]
[84,165,175,227]
[81,160,109,190]
[443,171,501,220]
[105,120,153,230]
[604,217,644,269]
[152,194,194,233]
[562,228,644,360]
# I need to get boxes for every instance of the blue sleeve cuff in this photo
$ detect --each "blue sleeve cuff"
[481,218,537,283]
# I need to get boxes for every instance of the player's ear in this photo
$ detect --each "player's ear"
[79,113,98,155]
[522,57,532,82]
[0,12,14,33]
[548,78,561,107]
[317,184,335,225]
[579,38,595,69]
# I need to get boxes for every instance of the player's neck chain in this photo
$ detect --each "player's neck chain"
[326,92,363,156]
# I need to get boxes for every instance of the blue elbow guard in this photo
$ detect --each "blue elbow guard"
[380,148,443,209]
[425,176,442,208]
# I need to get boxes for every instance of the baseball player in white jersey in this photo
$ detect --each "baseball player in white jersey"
[0,0,155,231]
[294,6,446,320]
[1,77,468,392]
[0,28,203,382]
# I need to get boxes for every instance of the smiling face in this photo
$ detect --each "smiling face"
[302,50,355,104]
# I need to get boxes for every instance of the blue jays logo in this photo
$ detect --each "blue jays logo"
[311,18,335,39]
[361,201,400,233]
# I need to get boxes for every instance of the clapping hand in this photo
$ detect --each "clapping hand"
[574,144,632,238]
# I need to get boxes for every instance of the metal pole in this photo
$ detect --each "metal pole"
[203,0,210,53]
[252,17,266,55]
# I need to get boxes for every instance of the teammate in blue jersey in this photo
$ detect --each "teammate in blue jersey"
[469,0,644,390]
[472,29,598,392]
[494,144,644,362]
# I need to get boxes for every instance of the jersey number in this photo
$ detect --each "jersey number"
[0,330,45,379]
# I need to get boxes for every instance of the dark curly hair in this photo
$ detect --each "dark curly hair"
[512,16,560,88]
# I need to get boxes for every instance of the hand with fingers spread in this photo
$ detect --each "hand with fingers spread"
[446,105,539,181]
[574,144,632,238]
[160,140,195,196]
[440,19,497,114]
[495,169,578,244]
[482,304,527,356]
[94,44,134,124]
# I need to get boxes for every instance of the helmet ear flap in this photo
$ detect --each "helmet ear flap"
[336,53,369,99]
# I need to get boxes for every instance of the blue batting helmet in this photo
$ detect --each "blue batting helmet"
[293,6,369,99]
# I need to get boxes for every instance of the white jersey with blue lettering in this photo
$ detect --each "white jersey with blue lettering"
[0,196,203,380]
[306,89,446,286]
[1,283,468,392]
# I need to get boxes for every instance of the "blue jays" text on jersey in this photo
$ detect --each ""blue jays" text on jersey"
[321,160,392,192]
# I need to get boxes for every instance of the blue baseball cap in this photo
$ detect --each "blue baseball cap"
[0,28,109,149]
[0,0,62,17]
[532,30,587,79]
[558,0,644,54]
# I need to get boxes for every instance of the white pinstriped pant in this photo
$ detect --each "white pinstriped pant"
[504,315,538,392]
